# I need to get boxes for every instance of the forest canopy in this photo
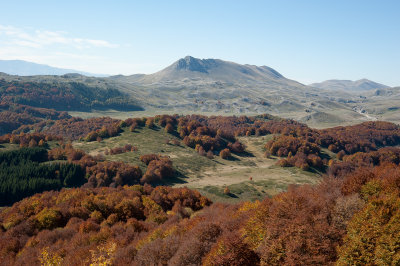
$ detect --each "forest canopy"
[0,147,85,205]
[1,113,400,264]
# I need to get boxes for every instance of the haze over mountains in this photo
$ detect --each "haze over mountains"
[0,60,107,77]
[0,56,399,127]
[310,79,390,92]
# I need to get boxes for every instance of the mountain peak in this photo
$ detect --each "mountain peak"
[123,56,293,87]
[175,56,218,73]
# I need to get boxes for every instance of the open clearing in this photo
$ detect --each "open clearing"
[72,127,321,203]
[0,126,322,203]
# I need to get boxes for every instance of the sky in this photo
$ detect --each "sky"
[0,0,399,86]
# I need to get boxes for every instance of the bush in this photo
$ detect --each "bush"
[165,123,174,133]
[228,141,246,153]
[223,187,230,195]
[141,157,175,184]
[146,118,155,129]
[140,154,160,165]
[219,148,231,159]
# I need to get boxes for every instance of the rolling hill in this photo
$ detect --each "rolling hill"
[310,79,390,92]
[110,56,368,126]
[1,56,398,127]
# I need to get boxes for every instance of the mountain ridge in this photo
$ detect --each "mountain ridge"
[119,56,295,86]
[0,59,107,77]
[1,56,398,126]
[108,56,367,126]
[310,79,390,92]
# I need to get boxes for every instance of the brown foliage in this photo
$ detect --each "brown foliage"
[0,185,211,265]
[145,118,155,129]
[37,117,122,140]
[219,148,231,159]
[47,144,143,188]
[165,123,174,133]
[265,135,320,157]
[141,157,175,184]
[3,145,400,265]
[228,141,246,153]
[140,154,161,165]
[0,132,61,147]
[106,144,137,155]
[86,161,142,188]
[0,103,69,134]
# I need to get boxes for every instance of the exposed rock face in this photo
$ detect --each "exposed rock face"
[175,56,218,73]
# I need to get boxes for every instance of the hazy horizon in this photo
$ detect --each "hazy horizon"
[1,0,399,86]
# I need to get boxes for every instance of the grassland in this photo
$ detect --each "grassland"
[72,127,321,203]
[0,125,322,203]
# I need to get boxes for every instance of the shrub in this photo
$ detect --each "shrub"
[220,148,231,159]
[141,157,175,184]
[228,141,246,153]
[223,187,230,195]
[140,154,160,165]
[165,123,174,133]
[146,118,155,129]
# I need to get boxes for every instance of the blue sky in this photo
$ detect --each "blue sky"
[0,0,399,86]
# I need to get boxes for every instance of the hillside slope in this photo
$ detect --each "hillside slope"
[1,57,397,126]
[110,56,365,125]
[310,79,389,92]
[0,73,143,112]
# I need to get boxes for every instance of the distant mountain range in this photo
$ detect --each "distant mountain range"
[0,60,107,77]
[0,56,398,126]
[310,79,390,92]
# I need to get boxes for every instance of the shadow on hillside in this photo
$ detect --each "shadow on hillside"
[167,130,181,139]
[307,166,327,175]
[227,192,239,198]
[160,170,188,186]
[226,156,240,161]
[237,151,255,158]
[149,126,161,131]
[213,160,225,165]
[319,151,332,161]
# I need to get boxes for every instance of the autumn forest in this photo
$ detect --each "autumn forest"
[2,0,400,264]
[1,91,400,265]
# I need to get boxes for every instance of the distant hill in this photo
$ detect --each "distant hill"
[110,56,366,125]
[0,59,107,77]
[310,79,390,92]
[122,55,287,85]
[111,56,316,111]
[1,56,397,127]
